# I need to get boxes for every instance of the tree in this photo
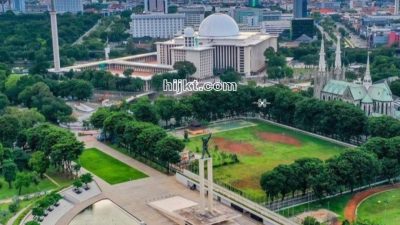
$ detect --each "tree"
[260,170,283,201]
[0,93,9,111]
[0,114,21,147]
[292,158,324,195]
[130,97,158,124]
[31,206,44,221]
[136,126,167,157]
[123,68,134,77]
[155,136,184,164]
[219,69,241,83]
[390,80,400,96]
[25,221,40,225]
[3,160,17,188]
[173,61,196,78]
[73,164,81,178]
[15,172,35,195]
[367,116,400,138]
[73,179,83,192]
[29,151,49,178]
[155,96,175,126]
[90,107,113,129]
[302,216,320,225]
[80,173,93,189]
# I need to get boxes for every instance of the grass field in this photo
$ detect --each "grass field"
[279,193,353,220]
[78,148,148,184]
[357,189,400,225]
[186,120,346,199]
[0,178,56,200]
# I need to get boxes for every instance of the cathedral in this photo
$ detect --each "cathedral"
[313,35,394,117]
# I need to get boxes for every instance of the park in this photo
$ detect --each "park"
[185,119,346,199]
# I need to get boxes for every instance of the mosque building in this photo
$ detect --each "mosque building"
[156,13,278,79]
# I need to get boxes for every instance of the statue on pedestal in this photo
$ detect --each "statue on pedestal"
[201,133,212,159]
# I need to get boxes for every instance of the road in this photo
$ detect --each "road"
[335,22,367,48]
[72,19,101,46]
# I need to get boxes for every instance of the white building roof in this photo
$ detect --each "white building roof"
[198,13,240,37]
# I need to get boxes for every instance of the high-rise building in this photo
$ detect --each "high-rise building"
[395,0,399,15]
[291,18,314,40]
[293,0,307,18]
[144,0,168,13]
[178,6,205,28]
[130,13,185,38]
[248,0,259,7]
[12,0,26,12]
[54,0,83,13]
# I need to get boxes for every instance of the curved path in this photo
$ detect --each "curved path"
[344,183,400,222]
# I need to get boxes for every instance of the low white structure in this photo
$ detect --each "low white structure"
[130,13,185,39]
[157,13,278,78]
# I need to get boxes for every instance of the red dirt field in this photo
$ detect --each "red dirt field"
[344,183,400,222]
[257,132,302,147]
[232,176,261,189]
[212,137,260,156]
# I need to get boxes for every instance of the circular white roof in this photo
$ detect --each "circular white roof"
[184,27,195,37]
[198,13,239,37]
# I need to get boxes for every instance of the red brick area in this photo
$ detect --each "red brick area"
[344,184,400,222]
[257,132,302,147]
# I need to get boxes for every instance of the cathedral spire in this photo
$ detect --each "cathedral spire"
[334,36,342,70]
[318,33,326,73]
[363,52,372,89]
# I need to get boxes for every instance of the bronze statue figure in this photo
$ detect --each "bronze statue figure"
[201,133,212,159]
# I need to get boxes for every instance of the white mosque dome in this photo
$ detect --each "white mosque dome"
[198,13,240,37]
[184,27,195,37]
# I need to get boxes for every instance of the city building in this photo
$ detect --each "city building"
[388,31,400,46]
[291,18,314,40]
[293,0,307,18]
[396,0,399,15]
[248,0,259,7]
[130,13,185,38]
[54,0,83,13]
[12,0,26,12]
[156,13,278,78]
[178,6,205,28]
[144,0,168,13]
[314,36,395,117]
[262,20,291,35]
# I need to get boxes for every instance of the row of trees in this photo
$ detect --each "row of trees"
[1,123,84,190]
[260,136,400,201]
[121,85,399,141]
[90,109,185,166]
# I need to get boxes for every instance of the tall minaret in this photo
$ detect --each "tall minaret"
[363,52,372,90]
[50,0,61,72]
[314,34,327,99]
[334,36,343,80]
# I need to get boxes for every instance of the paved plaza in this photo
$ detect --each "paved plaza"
[53,136,261,225]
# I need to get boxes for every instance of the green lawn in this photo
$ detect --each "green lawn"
[186,120,346,199]
[78,148,148,184]
[0,198,37,224]
[0,178,57,200]
[279,193,353,220]
[357,189,400,225]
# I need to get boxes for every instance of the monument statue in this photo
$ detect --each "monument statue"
[201,133,212,159]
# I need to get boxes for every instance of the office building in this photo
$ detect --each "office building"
[55,0,83,13]
[291,18,314,40]
[156,13,278,78]
[130,13,185,38]
[248,0,259,7]
[12,0,26,12]
[144,0,168,13]
[262,20,291,35]
[293,0,307,18]
[178,6,205,28]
